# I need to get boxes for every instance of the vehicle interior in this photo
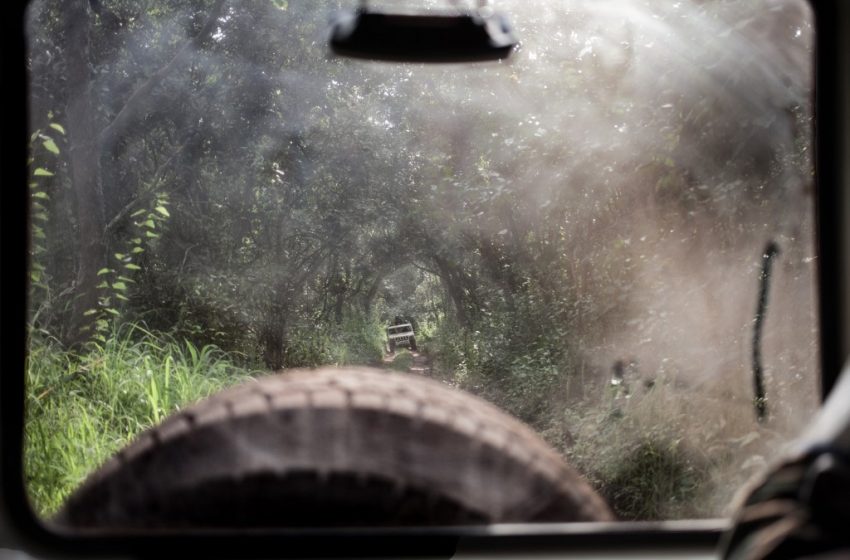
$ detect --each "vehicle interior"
[1,0,849,558]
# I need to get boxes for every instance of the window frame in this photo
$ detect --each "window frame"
[1,0,847,557]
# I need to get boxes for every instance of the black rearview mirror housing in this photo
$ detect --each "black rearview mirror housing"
[330,9,518,63]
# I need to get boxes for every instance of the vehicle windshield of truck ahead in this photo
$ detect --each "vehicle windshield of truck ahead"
[24,0,817,528]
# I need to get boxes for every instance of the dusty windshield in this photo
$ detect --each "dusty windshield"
[25,0,817,525]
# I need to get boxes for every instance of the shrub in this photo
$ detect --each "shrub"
[596,436,705,520]
[330,314,385,365]
[285,313,385,368]
[24,324,254,517]
[389,350,414,371]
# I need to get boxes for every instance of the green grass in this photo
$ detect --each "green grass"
[593,436,704,520]
[24,324,255,517]
[326,314,386,366]
[285,314,385,368]
[24,318,779,522]
[560,375,772,520]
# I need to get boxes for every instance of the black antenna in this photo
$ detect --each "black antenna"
[752,241,780,423]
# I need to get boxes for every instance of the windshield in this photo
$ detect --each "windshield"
[24,0,816,525]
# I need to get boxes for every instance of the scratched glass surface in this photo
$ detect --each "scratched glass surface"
[25,0,816,523]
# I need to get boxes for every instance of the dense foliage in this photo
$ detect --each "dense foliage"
[25,0,818,519]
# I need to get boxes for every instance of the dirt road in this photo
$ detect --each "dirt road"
[382,351,431,376]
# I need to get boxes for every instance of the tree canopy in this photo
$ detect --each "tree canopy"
[26,0,815,410]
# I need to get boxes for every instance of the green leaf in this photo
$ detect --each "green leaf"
[145,231,160,239]
[31,192,49,199]
[131,247,145,254]
[130,208,146,218]
[155,206,170,218]
[42,138,60,155]
[105,308,120,316]
[124,263,142,271]
[115,253,125,260]
[143,219,156,229]
[115,293,130,302]
[112,282,127,291]
[49,123,66,135]
[83,309,99,317]
[33,168,53,177]
[96,281,109,289]
[97,268,112,276]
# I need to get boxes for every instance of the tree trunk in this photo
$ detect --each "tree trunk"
[59,0,229,347]
[333,260,350,324]
[433,255,471,328]
[361,273,385,314]
[64,0,107,347]
[260,323,286,371]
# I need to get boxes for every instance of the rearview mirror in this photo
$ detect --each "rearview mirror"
[330,9,518,63]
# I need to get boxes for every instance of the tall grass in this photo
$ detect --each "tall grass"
[427,313,795,519]
[285,314,385,368]
[24,324,255,517]
[25,316,794,521]
[562,373,790,520]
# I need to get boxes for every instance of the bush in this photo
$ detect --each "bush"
[284,313,385,368]
[24,324,254,517]
[330,314,385,365]
[561,374,763,520]
[427,313,568,428]
[389,350,414,371]
[596,436,705,520]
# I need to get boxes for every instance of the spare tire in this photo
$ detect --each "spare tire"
[56,367,612,529]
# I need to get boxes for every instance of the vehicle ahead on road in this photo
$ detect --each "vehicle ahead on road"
[387,323,417,352]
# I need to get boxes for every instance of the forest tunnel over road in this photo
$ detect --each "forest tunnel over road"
[24,0,819,522]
